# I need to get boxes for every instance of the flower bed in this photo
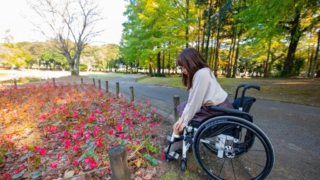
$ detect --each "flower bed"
[0,81,163,179]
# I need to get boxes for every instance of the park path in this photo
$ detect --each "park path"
[105,74,320,180]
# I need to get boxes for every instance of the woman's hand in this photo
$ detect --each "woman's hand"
[173,117,186,133]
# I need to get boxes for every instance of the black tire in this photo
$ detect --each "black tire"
[180,158,187,171]
[193,116,274,180]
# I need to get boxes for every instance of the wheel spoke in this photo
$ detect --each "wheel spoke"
[193,117,274,180]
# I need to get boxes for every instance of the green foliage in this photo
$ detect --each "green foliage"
[151,73,166,77]
[293,58,305,75]
[120,0,320,77]
[143,154,158,166]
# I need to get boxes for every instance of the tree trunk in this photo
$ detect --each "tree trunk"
[232,34,240,78]
[282,12,301,77]
[226,34,235,77]
[162,50,165,74]
[312,30,320,78]
[307,45,314,77]
[201,22,206,56]
[168,52,171,74]
[185,0,190,48]
[149,57,153,76]
[157,51,161,74]
[209,39,215,69]
[214,28,221,77]
[75,56,80,75]
[197,8,202,52]
[204,0,213,61]
[264,39,271,78]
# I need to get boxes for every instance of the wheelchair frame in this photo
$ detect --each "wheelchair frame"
[165,84,275,180]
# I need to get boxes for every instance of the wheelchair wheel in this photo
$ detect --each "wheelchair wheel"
[193,116,274,180]
[180,158,187,171]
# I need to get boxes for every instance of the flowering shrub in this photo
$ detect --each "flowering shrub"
[0,81,162,179]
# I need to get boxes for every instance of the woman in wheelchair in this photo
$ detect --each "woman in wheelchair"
[164,48,274,180]
[165,47,234,152]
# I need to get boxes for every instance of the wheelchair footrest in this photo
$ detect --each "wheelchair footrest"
[165,151,180,161]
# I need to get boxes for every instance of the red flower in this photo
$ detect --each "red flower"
[45,126,58,133]
[72,133,80,140]
[93,127,100,136]
[95,137,103,147]
[73,159,80,165]
[39,114,46,120]
[73,146,81,152]
[119,134,125,139]
[78,128,84,135]
[149,122,156,128]
[84,157,98,169]
[19,164,26,170]
[160,153,165,159]
[35,146,47,156]
[84,132,91,139]
[115,124,123,132]
[120,111,125,117]
[140,116,147,122]
[152,108,157,113]
[73,110,79,118]
[108,129,114,135]
[49,162,58,169]
[124,118,131,124]
[62,130,69,137]
[87,113,96,121]
[64,139,71,149]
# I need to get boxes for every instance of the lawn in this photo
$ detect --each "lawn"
[0,81,163,179]
[137,76,320,107]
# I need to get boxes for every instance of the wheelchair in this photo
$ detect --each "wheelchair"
[165,84,275,180]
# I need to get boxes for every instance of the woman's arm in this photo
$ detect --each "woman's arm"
[182,69,210,124]
[173,68,211,132]
[173,114,185,132]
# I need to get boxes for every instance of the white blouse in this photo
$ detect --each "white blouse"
[182,67,228,125]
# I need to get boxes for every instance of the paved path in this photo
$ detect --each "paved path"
[105,74,320,180]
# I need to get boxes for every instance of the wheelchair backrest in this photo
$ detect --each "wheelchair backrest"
[232,97,256,113]
[232,84,260,113]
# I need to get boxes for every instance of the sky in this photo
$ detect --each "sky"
[0,0,128,45]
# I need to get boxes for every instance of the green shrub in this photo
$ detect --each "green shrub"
[151,73,166,77]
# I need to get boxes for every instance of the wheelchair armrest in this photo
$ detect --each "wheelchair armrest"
[209,106,253,122]
[209,106,243,115]
[190,106,254,128]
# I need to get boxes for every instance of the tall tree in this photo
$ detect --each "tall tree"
[236,0,320,76]
[27,0,103,75]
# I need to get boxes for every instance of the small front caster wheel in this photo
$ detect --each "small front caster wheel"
[180,158,187,171]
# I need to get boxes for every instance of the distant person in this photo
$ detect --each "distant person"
[165,47,234,153]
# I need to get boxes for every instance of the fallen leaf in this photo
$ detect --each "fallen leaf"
[143,174,152,180]
[63,170,75,178]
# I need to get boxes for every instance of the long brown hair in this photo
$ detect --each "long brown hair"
[176,47,210,90]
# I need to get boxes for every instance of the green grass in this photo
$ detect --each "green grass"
[137,76,320,107]
[1,77,42,84]
[85,73,125,80]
